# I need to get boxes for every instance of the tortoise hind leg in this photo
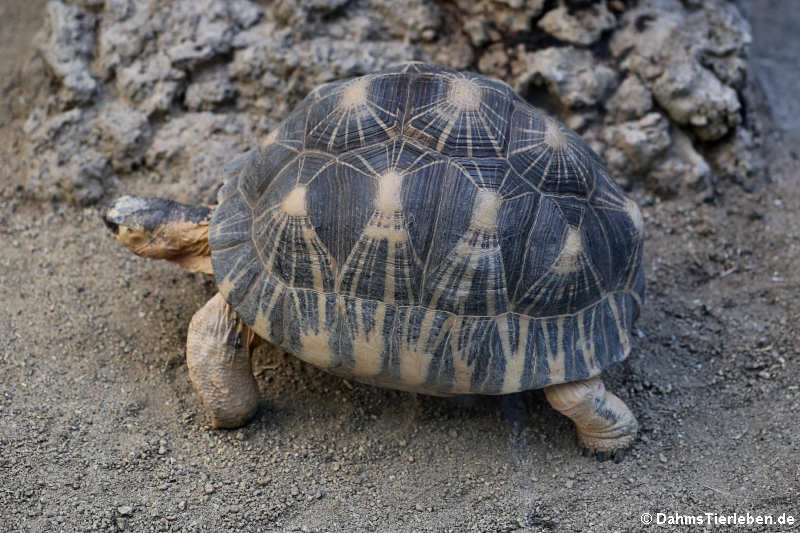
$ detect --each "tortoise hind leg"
[544,376,637,458]
[186,293,260,428]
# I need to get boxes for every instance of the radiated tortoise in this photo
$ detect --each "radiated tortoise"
[103,63,645,456]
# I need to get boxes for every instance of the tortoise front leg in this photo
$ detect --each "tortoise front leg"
[186,293,260,428]
[544,376,637,457]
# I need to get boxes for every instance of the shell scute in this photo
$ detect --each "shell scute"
[404,72,511,158]
[305,74,408,155]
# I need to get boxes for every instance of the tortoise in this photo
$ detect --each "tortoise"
[104,62,644,456]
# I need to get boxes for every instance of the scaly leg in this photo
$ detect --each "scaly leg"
[186,293,260,428]
[544,376,637,456]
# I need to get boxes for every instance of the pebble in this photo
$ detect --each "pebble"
[118,505,133,516]
[204,483,215,494]
[659,454,668,463]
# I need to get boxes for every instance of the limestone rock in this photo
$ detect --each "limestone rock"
[518,46,617,109]
[95,104,152,173]
[460,0,545,46]
[117,52,185,116]
[144,113,256,204]
[707,126,763,187]
[39,1,98,105]
[537,2,616,45]
[97,0,162,78]
[611,0,744,141]
[17,0,759,204]
[185,69,238,111]
[606,75,652,122]
[22,108,111,205]
[601,112,671,176]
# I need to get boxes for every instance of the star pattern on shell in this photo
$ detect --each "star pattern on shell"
[209,63,645,395]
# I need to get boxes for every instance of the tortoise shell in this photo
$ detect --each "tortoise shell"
[209,63,645,395]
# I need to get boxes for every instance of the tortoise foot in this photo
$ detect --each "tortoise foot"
[186,293,261,429]
[544,376,638,455]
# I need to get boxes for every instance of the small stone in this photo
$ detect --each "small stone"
[659,453,668,463]
[203,483,215,495]
[415,503,424,512]
[118,505,133,516]
[757,371,771,379]
[565,479,575,488]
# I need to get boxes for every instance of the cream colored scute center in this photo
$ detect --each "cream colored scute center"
[625,197,644,234]
[553,227,583,273]
[376,170,404,212]
[340,78,370,109]
[282,185,308,217]
[470,189,501,231]
[543,118,568,151]
[449,78,481,112]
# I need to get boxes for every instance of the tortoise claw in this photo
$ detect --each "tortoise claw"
[579,446,628,463]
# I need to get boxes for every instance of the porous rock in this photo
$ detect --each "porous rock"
[95,104,152,172]
[610,0,744,141]
[185,69,238,111]
[537,2,616,45]
[606,75,653,122]
[117,52,185,116]
[97,0,162,79]
[601,112,671,176]
[144,113,256,205]
[17,0,761,205]
[39,1,98,105]
[22,108,111,205]
[707,126,763,187]
[518,46,617,109]
[460,0,546,47]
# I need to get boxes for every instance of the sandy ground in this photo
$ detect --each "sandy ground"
[1,2,798,532]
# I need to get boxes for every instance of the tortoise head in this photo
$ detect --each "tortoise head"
[103,195,214,273]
